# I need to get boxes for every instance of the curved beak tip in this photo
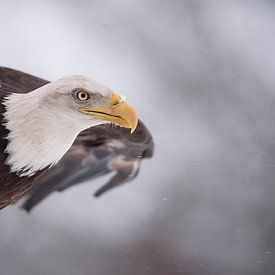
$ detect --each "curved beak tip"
[130,119,138,134]
[122,102,138,134]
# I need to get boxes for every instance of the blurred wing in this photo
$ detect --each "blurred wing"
[22,121,154,211]
[94,157,140,197]
[0,67,154,211]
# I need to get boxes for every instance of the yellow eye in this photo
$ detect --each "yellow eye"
[76,91,90,102]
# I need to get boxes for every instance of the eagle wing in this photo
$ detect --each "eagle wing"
[0,67,154,211]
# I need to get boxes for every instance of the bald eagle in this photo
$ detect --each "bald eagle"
[0,67,153,209]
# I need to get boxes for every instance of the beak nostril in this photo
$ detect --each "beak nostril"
[111,93,124,107]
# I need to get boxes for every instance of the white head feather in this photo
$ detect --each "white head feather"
[3,75,114,176]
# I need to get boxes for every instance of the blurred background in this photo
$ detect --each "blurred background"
[1,0,275,274]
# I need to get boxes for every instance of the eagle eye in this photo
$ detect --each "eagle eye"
[76,90,91,102]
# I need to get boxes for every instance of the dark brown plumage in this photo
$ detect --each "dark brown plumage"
[0,67,154,210]
[0,76,47,209]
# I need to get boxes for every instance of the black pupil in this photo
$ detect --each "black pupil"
[79,92,87,100]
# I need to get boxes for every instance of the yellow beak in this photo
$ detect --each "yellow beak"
[79,93,138,133]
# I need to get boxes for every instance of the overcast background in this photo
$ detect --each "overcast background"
[0,0,275,274]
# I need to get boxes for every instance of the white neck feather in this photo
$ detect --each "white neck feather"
[3,91,98,176]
